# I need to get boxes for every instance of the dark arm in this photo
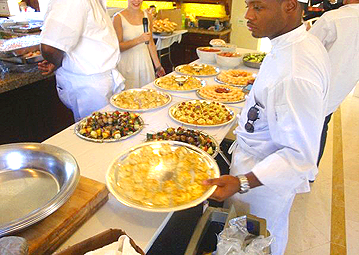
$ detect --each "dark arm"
[40,43,65,70]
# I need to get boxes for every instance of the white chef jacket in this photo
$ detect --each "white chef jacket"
[233,25,331,195]
[40,0,120,76]
[309,4,359,115]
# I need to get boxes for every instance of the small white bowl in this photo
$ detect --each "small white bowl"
[196,47,222,63]
[217,44,237,52]
[216,52,242,68]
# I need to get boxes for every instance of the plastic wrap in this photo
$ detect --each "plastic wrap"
[215,216,273,255]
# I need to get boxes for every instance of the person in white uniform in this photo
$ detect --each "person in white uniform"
[204,0,331,254]
[113,0,165,89]
[38,0,124,121]
[309,0,359,165]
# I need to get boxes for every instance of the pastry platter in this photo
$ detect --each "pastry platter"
[154,75,205,92]
[215,69,255,87]
[106,141,220,212]
[146,127,219,158]
[75,111,144,143]
[110,88,172,112]
[168,100,235,127]
[175,64,220,77]
[196,84,246,104]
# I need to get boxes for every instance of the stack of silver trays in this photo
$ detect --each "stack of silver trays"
[0,34,43,65]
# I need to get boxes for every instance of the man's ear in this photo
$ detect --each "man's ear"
[283,0,298,13]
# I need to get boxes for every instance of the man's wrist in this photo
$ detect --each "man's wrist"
[236,175,250,194]
[155,65,162,72]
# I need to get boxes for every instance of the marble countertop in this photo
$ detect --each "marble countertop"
[0,69,53,94]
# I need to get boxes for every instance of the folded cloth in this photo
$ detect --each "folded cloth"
[0,236,28,255]
[85,235,140,255]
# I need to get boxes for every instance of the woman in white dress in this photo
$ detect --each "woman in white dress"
[113,0,165,89]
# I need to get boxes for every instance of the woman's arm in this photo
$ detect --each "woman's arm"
[113,13,151,52]
[147,13,165,77]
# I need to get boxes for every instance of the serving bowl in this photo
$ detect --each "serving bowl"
[216,52,242,68]
[0,143,80,236]
[196,47,222,63]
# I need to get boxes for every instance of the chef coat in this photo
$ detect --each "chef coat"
[232,25,331,195]
[40,0,124,120]
[41,0,121,77]
[309,4,359,115]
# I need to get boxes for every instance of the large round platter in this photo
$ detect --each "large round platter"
[75,111,144,143]
[215,70,255,87]
[214,76,245,87]
[0,143,79,236]
[196,85,246,104]
[175,64,220,77]
[145,127,219,158]
[169,100,236,127]
[110,88,172,112]
[106,141,220,212]
[154,75,206,92]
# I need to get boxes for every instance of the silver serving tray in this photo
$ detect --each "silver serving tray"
[0,143,80,237]
[196,89,246,104]
[0,35,41,58]
[153,75,206,92]
[0,54,43,64]
[145,128,219,158]
[168,99,236,127]
[106,141,220,212]
[175,64,220,77]
[74,112,144,143]
[110,88,172,112]
[242,53,265,69]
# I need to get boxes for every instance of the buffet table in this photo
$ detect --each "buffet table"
[45,49,259,253]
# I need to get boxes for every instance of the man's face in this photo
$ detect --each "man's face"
[245,0,288,39]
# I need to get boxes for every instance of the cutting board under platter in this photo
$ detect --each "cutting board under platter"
[16,176,109,255]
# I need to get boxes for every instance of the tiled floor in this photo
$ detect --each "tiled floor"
[285,91,359,255]
[225,90,359,255]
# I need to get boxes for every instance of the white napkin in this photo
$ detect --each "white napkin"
[85,235,140,255]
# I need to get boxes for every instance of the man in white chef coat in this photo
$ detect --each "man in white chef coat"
[204,0,330,254]
[38,0,124,121]
[309,0,359,165]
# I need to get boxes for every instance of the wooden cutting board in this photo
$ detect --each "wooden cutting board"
[16,176,109,255]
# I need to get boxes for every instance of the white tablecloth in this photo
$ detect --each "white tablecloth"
[153,30,187,51]
[48,49,259,253]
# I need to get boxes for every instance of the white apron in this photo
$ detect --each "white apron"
[226,142,296,255]
[55,67,124,121]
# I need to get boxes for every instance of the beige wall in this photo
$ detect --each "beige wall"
[230,0,259,50]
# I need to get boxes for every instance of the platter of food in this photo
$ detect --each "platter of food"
[154,75,205,92]
[169,100,235,127]
[106,141,220,212]
[196,84,246,104]
[215,69,255,87]
[75,111,144,142]
[242,52,266,69]
[175,64,220,77]
[146,127,219,157]
[110,89,172,111]
[152,18,177,34]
